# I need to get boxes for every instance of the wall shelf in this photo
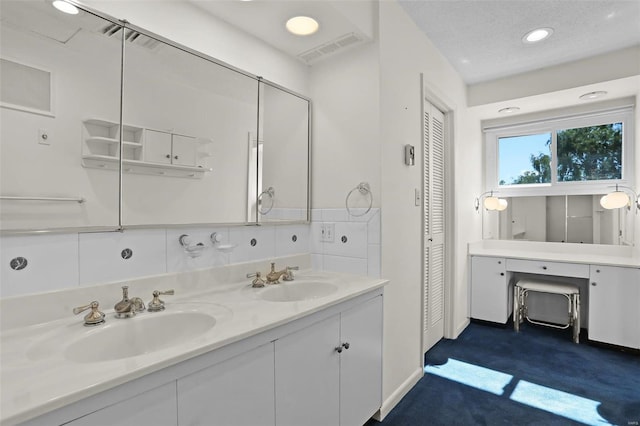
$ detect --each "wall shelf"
[82,155,211,179]
[81,119,212,179]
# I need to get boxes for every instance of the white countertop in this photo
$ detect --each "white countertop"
[468,240,640,268]
[0,258,388,425]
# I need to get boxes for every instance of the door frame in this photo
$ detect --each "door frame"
[420,74,457,351]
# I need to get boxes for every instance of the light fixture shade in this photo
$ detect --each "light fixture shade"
[286,16,319,36]
[484,196,500,210]
[600,191,629,209]
[496,198,508,211]
[52,0,79,14]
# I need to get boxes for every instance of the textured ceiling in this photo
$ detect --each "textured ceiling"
[187,0,640,84]
[398,0,640,84]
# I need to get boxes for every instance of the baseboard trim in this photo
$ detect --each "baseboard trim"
[373,367,424,421]
[454,318,470,339]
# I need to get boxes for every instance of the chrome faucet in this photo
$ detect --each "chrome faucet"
[114,286,145,318]
[73,301,105,326]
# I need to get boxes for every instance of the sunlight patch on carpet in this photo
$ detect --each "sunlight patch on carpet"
[424,358,513,395]
[510,380,611,426]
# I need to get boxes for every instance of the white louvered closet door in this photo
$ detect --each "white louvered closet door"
[423,99,446,353]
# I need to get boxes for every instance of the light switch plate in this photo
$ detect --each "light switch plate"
[320,223,335,242]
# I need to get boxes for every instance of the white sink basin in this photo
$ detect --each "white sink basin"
[63,311,216,363]
[256,281,338,302]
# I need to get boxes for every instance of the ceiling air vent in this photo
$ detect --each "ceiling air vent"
[297,32,366,64]
[100,24,160,50]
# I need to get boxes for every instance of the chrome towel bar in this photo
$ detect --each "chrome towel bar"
[0,195,85,203]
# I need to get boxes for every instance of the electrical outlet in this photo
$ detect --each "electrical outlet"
[320,223,335,242]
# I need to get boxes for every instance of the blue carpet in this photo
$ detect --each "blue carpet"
[369,322,640,426]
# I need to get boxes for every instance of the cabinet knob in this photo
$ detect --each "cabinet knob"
[498,261,502,264]
[596,269,600,273]
[342,342,350,350]
[335,346,343,354]
[500,272,505,276]
[542,266,547,270]
[165,154,171,159]
[591,282,597,286]
[174,155,179,160]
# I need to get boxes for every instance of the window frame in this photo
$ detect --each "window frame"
[484,105,634,198]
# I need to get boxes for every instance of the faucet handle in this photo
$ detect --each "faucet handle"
[73,301,105,327]
[283,266,299,281]
[247,272,266,288]
[148,289,175,312]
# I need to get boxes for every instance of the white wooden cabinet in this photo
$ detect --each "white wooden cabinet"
[470,256,511,324]
[275,315,341,426]
[275,294,383,426]
[81,120,209,178]
[588,265,640,349]
[20,290,384,426]
[65,382,177,426]
[339,294,383,426]
[177,342,275,426]
[145,130,196,167]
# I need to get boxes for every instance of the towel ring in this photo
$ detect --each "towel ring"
[346,182,372,217]
[258,187,275,215]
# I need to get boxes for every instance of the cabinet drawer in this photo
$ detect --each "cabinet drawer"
[506,259,589,278]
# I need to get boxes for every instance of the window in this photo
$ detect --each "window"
[499,133,551,185]
[484,103,634,197]
[556,123,622,182]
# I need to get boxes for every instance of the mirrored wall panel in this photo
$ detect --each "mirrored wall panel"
[1,1,311,232]
[249,82,310,223]
[492,195,634,245]
[119,34,259,226]
[0,1,122,230]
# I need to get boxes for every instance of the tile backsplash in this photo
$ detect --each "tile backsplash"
[0,208,381,298]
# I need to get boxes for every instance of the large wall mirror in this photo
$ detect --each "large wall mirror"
[484,195,635,245]
[0,1,311,232]
[0,1,122,231]
[248,82,310,223]
[119,31,259,226]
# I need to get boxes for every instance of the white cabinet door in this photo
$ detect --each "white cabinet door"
[177,342,275,426]
[65,382,177,426]
[340,295,383,426]
[470,256,510,323]
[144,130,172,164]
[171,134,196,167]
[275,315,341,426]
[589,265,640,349]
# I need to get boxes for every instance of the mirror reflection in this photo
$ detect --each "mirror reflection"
[249,82,310,223]
[0,1,122,230]
[119,33,258,226]
[494,195,634,245]
[1,1,312,232]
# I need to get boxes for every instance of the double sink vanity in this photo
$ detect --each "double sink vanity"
[1,256,387,426]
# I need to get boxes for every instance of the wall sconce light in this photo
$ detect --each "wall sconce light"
[475,191,508,212]
[599,185,640,210]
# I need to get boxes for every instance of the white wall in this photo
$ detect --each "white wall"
[309,43,381,209]
[378,0,479,417]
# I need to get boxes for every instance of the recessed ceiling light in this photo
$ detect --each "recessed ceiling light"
[52,0,79,15]
[579,91,608,100]
[498,107,520,114]
[522,27,553,44]
[286,16,319,36]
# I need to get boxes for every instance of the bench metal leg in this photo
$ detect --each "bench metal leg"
[513,286,521,332]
